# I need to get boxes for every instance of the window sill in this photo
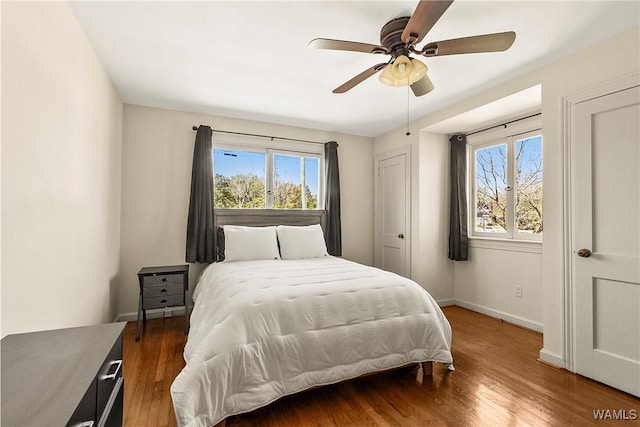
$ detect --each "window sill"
[468,237,542,254]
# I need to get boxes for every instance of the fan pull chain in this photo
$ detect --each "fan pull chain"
[406,85,411,136]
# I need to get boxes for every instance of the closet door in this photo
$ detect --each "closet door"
[572,85,640,397]
[375,148,410,277]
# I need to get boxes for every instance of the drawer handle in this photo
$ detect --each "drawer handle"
[76,422,95,427]
[101,360,122,381]
[161,299,167,304]
[161,277,167,282]
[161,288,167,293]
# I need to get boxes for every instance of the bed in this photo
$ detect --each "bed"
[171,210,453,427]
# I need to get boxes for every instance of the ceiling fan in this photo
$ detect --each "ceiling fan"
[308,0,516,96]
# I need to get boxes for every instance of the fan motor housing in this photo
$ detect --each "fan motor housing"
[380,17,411,58]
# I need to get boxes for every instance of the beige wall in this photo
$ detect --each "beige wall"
[118,105,374,317]
[375,26,640,364]
[1,2,123,337]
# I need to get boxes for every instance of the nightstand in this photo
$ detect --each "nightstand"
[136,265,189,341]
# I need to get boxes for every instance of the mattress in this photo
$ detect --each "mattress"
[171,256,453,427]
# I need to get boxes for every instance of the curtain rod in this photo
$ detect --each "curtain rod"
[192,126,328,145]
[465,112,541,137]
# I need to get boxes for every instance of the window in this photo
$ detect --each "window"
[273,153,320,209]
[470,128,542,241]
[213,146,322,209]
[214,148,266,208]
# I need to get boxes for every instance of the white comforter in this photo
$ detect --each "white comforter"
[171,257,453,427]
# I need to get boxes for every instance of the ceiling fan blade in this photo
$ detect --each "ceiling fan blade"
[401,0,454,45]
[421,31,516,56]
[308,38,388,54]
[333,63,387,94]
[410,74,435,97]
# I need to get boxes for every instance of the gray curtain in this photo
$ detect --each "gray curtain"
[324,141,342,256]
[185,125,215,263]
[449,134,469,261]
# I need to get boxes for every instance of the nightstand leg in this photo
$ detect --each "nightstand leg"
[136,295,142,341]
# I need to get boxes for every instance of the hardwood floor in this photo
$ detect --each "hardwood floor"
[123,306,639,426]
[123,315,187,427]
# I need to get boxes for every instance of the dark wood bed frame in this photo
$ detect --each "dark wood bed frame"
[211,208,433,427]
[213,208,327,229]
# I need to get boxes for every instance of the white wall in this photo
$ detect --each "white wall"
[416,132,455,302]
[537,27,639,364]
[118,105,374,317]
[1,2,123,337]
[373,129,455,302]
[375,26,639,365]
[454,245,543,330]
[452,117,544,331]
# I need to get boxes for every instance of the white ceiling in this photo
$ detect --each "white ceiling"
[70,1,639,138]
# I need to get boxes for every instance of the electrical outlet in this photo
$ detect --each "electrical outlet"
[515,285,523,298]
[163,308,172,318]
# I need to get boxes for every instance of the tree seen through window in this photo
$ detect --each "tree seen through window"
[475,135,542,235]
[213,148,320,209]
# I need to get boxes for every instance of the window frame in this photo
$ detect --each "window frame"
[212,136,324,210]
[467,115,543,243]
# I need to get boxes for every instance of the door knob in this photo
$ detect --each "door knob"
[577,248,592,258]
[398,233,404,239]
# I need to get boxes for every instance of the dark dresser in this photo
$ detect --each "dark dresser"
[1,322,126,427]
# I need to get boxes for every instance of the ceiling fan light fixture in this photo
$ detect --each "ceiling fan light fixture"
[411,73,435,96]
[408,58,427,84]
[390,55,412,82]
[379,55,429,88]
[378,64,395,86]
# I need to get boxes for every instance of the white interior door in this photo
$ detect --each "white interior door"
[375,150,410,277]
[572,85,640,397]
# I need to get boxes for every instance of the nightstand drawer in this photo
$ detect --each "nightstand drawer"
[144,282,183,298]
[143,294,184,310]
[142,274,184,287]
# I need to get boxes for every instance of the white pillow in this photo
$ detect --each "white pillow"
[276,224,328,260]
[223,226,280,262]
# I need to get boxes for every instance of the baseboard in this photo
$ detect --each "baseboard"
[539,349,565,368]
[436,298,456,307]
[453,299,544,333]
[117,306,187,322]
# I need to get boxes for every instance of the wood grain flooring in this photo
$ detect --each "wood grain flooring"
[123,306,639,426]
